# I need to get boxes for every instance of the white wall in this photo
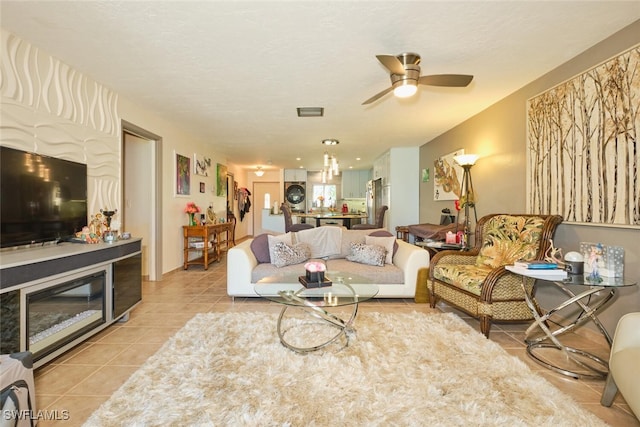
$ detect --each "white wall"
[0,28,250,274]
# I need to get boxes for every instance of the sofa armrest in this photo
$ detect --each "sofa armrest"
[393,240,430,295]
[227,239,259,296]
[612,312,640,355]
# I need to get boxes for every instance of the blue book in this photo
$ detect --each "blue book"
[514,261,558,270]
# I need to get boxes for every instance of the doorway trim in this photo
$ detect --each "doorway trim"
[121,120,163,281]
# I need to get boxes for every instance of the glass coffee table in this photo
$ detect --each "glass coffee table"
[255,272,378,353]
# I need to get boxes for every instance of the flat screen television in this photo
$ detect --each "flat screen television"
[1,146,88,248]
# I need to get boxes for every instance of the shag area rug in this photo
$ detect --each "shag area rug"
[84,311,606,426]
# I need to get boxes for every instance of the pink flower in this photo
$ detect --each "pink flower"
[184,202,201,214]
[304,261,326,272]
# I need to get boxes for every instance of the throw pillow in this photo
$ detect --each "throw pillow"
[475,215,545,269]
[368,230,399,256]
[272,242,311,268]
[267,233,293,264]
[346,243,386,267]
[250,233,272,263]
[365,235,396,264]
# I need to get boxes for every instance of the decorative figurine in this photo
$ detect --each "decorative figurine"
[100,208,118,230]
[207,205,217,224]
[544,239,565,266]
[587,243,603,282]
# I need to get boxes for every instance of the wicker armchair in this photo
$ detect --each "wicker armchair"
[428,213,563,338]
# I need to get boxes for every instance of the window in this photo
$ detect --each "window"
[312,184,336,208]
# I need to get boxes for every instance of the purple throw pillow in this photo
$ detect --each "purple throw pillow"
[369,230,399,256]
[250,233,271,263]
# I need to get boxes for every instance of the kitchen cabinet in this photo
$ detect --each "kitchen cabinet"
[284,169,307,182]
[341,169,371,198]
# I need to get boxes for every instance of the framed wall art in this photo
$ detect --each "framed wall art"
[194,153,212,176]
[175,151,191,197]
[433,149,463,201]
[216,163,227,197]
[526,45,640,226]
[422,168,430,183]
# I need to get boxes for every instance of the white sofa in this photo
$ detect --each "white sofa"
[227,227,430,298]
[601,312,640,420]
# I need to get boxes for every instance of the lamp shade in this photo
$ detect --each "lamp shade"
[453,154,479,166]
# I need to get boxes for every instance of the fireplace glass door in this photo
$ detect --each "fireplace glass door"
[26,270,106,359]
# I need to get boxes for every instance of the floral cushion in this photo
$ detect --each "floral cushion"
[271,242,311,268]
[475,215,545,269]
[346,243,386,267]
[432,264,493,296]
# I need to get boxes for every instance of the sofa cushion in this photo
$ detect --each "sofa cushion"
[432,264,493,296]
[272,242,311,268]
[346,243,386,267]
[326,259,404,284]
[368,230,399,257]
[250,233,272,264]
[475,215,546,269]
[330,228,385,259]
[251,258,326,283]
[365,235,395,264]
[267,233,293,263]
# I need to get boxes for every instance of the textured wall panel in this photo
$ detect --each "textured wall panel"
[0,101,36,149]
[1,29,120,219]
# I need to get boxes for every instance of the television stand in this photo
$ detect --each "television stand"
[0,239,142,368]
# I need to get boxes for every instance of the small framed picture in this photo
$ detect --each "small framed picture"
[200,182,205,193]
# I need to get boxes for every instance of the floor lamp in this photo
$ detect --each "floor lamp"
[454,154,478,250]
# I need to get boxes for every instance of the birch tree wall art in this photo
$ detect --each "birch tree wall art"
[526,46,640,226]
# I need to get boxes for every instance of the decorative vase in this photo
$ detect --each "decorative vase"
[189,213,197,226]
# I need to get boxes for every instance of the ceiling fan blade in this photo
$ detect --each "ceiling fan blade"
[376,55,406,75]
[419,74,474,87]
[362,86,394,105]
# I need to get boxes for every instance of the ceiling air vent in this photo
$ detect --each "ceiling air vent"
[297,107,324,117]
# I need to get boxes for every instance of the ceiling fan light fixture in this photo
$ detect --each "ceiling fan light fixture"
[393,81,418,98]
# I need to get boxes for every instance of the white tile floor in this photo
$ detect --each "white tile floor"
[33,251,638,426]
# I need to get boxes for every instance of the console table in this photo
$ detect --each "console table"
[182,223,234,270]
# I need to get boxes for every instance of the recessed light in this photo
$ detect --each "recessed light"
[356,157,361,161]
[297,107,324,117]
[296,157,301,161]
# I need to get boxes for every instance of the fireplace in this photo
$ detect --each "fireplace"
[24,268,107,360]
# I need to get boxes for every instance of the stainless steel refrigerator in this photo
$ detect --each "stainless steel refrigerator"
[365,178,383,224]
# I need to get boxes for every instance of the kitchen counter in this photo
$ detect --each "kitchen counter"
[294,213,368,229]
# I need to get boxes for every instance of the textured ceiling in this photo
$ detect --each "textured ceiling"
[1,1,639,173]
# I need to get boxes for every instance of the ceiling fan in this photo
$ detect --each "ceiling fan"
[362,52,473,105]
